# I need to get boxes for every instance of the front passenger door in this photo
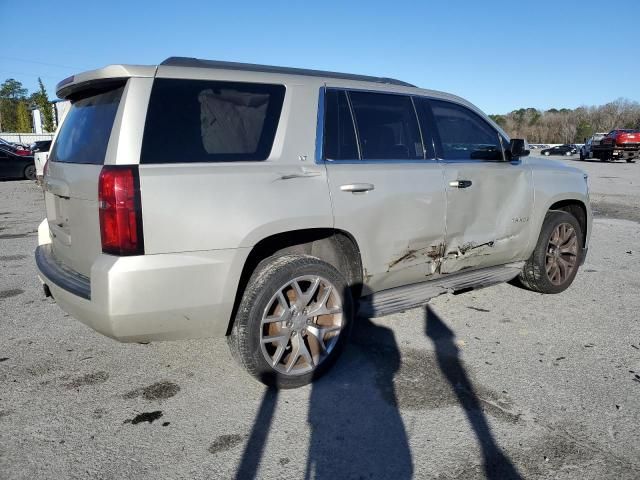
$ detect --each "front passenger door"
[423,99,534,274]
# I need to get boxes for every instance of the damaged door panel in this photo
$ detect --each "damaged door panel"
[441,162,534,274]
[423,97,535,275]
[322,87,446,293]
[327,162,446,292]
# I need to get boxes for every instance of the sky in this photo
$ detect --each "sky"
[2,0,639,114]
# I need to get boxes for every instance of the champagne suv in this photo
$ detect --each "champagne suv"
[36,57,592,388]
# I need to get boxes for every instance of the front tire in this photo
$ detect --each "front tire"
[227,254,353,388]
[517,211,583,294]
[544,151,550,156]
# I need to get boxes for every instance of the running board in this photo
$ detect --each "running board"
[358,262,524,318]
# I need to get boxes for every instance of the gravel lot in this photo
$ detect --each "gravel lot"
[1,155,639,479]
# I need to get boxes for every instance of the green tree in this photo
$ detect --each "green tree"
[575,120,592,143]
[15,101,32,132]
[0,78,28,99]
[489,114,506,128]
[0,78,28,131]
[33,78,55,132]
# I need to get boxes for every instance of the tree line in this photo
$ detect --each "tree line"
[0,78,55,133]
[489,98,640,144]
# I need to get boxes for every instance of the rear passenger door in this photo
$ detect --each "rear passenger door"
[322,88,446,293]
[421,98,534,274]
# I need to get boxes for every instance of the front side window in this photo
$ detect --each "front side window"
[349,91,423,160]
[141,79,285,164]
[430,100,503,161]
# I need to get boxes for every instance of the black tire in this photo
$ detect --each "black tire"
[24,164,36,181]
[227,254,353,389]
[517,211,583,294]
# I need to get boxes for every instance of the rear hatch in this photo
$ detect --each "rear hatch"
[44,82,125,277]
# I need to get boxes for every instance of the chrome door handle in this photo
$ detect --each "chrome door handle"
[448,180,473,189]
[340,183,375,193]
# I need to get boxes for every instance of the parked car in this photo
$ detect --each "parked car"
[30,140,53,183]
[35,58,592,388]
[540,145,575,156]
[31,140,52,153]
[601,129,640,147]
[0,147,36,180]
[0,137,31,156]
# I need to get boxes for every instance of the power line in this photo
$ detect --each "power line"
[0,69,62,80]
[0,55,88,70]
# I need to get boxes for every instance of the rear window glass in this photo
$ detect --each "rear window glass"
[349,91,423,160]
[141,79,285,164]
[50,84,124,165]
[324,90,359,160]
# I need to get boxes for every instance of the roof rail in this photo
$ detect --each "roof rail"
[160,57,416,88]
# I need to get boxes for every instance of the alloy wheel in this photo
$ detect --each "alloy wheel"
[260,275,344,376]
[545,223,578,285]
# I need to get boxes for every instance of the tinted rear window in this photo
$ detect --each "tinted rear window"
[324,90,359,160]
[349,91,423,160]
[50,84,124,165]
[141,79,285,164]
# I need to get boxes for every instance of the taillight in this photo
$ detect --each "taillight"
[98,166,144,256]
[16,149,30,156]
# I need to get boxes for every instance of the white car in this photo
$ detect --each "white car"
[34,151,48,182]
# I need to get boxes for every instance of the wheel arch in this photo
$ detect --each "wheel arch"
[548,199,588,247]
[226,228,363,334]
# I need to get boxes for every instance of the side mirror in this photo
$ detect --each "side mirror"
[508,138,530,159]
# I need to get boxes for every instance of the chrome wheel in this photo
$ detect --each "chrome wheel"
[260,275,344,376]
[545,223,578,285]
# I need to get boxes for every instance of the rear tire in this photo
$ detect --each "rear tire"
[227,254,353,389]
[24,164,36,181]
[517,211,583,294]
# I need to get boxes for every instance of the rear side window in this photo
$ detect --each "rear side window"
[349,91,423,160]
[323,90,358,160]
[141,79,285,163]
[429,100,503,161]
[50,84,124,165]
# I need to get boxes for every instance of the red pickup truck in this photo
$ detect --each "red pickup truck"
[592,129,640,162]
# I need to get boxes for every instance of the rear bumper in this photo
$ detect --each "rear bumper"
[35,243,249,342]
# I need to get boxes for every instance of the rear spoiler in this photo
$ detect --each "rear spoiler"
[56,64,157,99]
